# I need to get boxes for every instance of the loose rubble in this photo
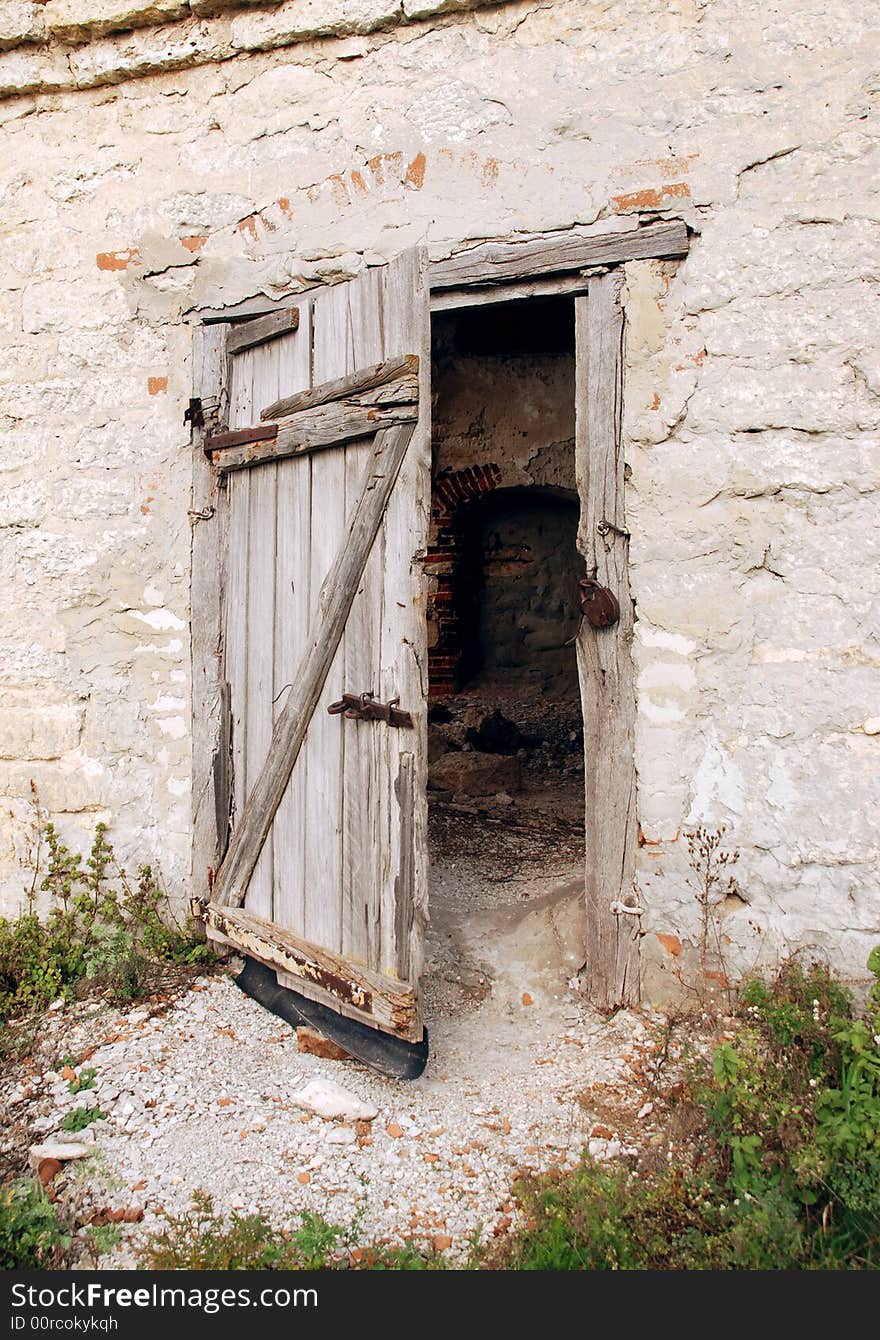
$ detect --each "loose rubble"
[2,773,678,1266]
[1,970,668,1266]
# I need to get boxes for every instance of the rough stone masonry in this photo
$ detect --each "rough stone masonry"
[0,0,878,999]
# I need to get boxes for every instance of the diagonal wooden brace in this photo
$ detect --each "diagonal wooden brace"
[211,419,417,909]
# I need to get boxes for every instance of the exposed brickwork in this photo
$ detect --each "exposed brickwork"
[427,464,502,695]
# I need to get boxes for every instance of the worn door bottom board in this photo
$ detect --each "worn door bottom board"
[198,900,421,1042]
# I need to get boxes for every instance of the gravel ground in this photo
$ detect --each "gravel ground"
[2,795,668,1268]
[3,973,665,1266]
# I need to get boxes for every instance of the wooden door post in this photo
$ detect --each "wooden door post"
[575,273,641,1010]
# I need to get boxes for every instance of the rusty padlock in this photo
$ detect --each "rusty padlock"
[578,578,620,629]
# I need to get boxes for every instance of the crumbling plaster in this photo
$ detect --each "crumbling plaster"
[0,0,878,995]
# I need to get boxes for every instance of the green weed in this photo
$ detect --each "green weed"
[0,1179,68,1269]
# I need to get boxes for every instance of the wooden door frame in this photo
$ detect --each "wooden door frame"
[189,219,690,1013]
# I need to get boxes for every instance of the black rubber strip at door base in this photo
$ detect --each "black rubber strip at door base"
[235,956,429,1081]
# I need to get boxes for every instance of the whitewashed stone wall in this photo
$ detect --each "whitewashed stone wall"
[0,0,877,995]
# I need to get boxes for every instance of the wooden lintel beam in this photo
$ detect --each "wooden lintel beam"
[430,219,689,291]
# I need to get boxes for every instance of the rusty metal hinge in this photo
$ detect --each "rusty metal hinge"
[184,398,204,429]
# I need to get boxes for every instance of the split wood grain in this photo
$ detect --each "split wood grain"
[260,353,418,421]
[430,219,689,290]
[226,307,300,355]
[575,275,641,1011]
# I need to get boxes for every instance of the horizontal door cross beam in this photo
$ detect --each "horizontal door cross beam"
[262,353,418,422]
[198,902,420,1040]
[206,357,420,473]
[209,379,418,473]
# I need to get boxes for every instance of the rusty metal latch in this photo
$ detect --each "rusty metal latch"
[578,578,621,629]
[328,692,414,728]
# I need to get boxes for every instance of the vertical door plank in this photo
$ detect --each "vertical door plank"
[303,282,350,951]
[575,276,640,1010]
[379,249,432,983]
[242,344,281,921]
[224,347,256,848]
[341,267,386,967]
[272,301,313,933]
[224,476,250,844]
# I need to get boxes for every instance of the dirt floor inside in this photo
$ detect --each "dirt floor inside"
[424,684,586,1024]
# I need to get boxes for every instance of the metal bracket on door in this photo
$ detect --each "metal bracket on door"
[328,692,414,728]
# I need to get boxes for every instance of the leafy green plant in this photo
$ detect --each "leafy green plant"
[0,788,213,1024]
[82,1222,122,1267]
[68,1067,96,1094]
[62,1104,105,1132]
[495,948,880,1271]
[140,1192,344,1271]
[0,1179,69,1269]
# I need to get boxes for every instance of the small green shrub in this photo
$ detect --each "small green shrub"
[68,1067,96,1094]
[497,948,880,1271]
[0,791,213,1024]
[0,1179,68,1269]
[61,1105,104,1132]
[83,1223,122,1267]
[140,1192,344,1271]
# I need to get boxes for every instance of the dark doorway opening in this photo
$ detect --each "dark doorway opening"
[424,294,586,1021]
[455,485,581,695]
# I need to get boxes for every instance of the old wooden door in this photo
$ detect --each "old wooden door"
[197,250,430,1043]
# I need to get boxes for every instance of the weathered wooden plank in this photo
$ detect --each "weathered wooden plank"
[341,264,385,968]
[227,307,300,355]
[380,245,431,984]
[575,276,640,1011]
[222,343,257,861]
[211,680,232,865]
[302,282,349,953]
[430,220,689,291]
[212,420,417,910]
[211,395,418,473]
[224,468,250,844]
[190,321,229,899]
[393,750,415,983]
[243,342,281,921]
[271,298,313,937]
[200,902,420,1040]
[430,272,591,312]
[205,423,278,451]
[261,353,418,422]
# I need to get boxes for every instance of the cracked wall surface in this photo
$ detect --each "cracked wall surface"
[0,0,878,996]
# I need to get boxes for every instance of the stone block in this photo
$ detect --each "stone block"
[43,0,188,44]
[428,749,521,796]
[0,1,42,50]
